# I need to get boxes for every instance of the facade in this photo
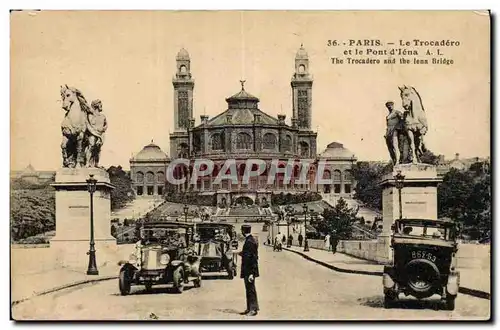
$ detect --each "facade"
[316,142,357,197]
[129,141,169,196]
[168,46,318,206]
[130,46,357,204]
[436,153,490,176]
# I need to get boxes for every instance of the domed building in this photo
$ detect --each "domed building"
[317,142,357,196]
[129,46,357,204]
[129,141,169,196]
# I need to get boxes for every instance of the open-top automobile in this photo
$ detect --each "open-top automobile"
[118,221,202,295]
[194,222,238,279]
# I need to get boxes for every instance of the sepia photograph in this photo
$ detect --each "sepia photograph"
[9,10,491,321]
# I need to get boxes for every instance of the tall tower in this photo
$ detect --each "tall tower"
[291,44,313,130]
[172,48,194,131]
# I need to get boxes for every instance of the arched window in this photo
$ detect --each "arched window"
[323,169,332,180]
[282,135,292,152]
[178,143,189,158]
[157,171,165,183]
[333,170,342,182]
[298,64,305,73]
[146,171,155,183]
[136,172,144,183]
[211,133,223,151]
[263,133,277,150]
[236,132,252,150]
[299,142,309,157]
[180,65,187,73]
[343,170,352,182]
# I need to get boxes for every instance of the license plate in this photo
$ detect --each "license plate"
[411,250,436,262]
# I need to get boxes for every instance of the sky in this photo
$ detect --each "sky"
[10,10,490,171]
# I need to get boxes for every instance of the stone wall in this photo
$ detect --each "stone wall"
[302,239,489,269]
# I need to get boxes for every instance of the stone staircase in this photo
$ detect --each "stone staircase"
[110,197,164,222]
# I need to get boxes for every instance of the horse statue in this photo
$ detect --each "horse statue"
[60,85,106,168]
[398,85,428,164]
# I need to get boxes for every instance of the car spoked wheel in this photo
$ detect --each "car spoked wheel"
[173,267,184,293]
[227,261,234,279]
[193,275,202,288]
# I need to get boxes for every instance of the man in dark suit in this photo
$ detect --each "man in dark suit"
[238,224,259,316]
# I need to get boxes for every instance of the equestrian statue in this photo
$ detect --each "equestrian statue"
[60,85,108,168]
[385,85,428,165]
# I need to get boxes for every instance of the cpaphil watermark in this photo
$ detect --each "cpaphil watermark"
[164,158,337,186]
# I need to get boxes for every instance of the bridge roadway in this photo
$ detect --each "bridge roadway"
[13,229,489,320]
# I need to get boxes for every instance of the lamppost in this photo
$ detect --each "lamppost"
[86,174,98,275]
[303,203,309,252]
[394,170,405,219]
[183,204,189,223]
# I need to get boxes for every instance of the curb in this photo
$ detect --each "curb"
[282,246,491,300]
[11,275,118,307]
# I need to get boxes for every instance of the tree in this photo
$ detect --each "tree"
[351,161,392,210]
[107,165,136,211]
[10,186,56,241]
[315,197,358,240]
[419,149,440,165]
[438,167,491,240]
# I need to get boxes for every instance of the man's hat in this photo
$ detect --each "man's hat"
[385,101,394,107]
[241,224,251,233]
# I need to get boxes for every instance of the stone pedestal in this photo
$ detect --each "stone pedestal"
[50,168,117,268]
[377,163,442,262]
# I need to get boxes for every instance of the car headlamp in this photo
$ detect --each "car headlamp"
[160,253,170,265]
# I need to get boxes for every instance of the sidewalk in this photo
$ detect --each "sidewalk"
[11,246,123,304]
[284,245,490,298]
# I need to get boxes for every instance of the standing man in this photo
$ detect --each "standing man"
[239,224,259,316]
[298,233,303,247]
[330,229,339,254]
[384,101,404,165]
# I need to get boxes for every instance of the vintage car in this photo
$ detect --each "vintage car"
[383,218,460,310]
[118,221,202,295]
[195,223,238,279]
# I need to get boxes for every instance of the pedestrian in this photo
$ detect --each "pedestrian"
[238,224,259,316]
[288,234,293,246]
[331,230,339,254]
[324,233,331,251]
[298,233,303,247]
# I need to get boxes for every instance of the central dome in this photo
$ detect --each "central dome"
[133,141,169,161]
[319,142,356,160]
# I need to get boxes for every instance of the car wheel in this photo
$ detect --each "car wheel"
[194,276,202,288]
[119,270,131,296]
[227,261,234,279]
[443,295,456,311]
[173,267,184,293]
[384,292,397,309]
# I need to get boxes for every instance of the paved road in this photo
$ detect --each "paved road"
[13,235,490,320]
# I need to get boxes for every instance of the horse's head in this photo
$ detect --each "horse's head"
[398,85,414,110]
[60,85,91,113]
[60,84,78,111]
